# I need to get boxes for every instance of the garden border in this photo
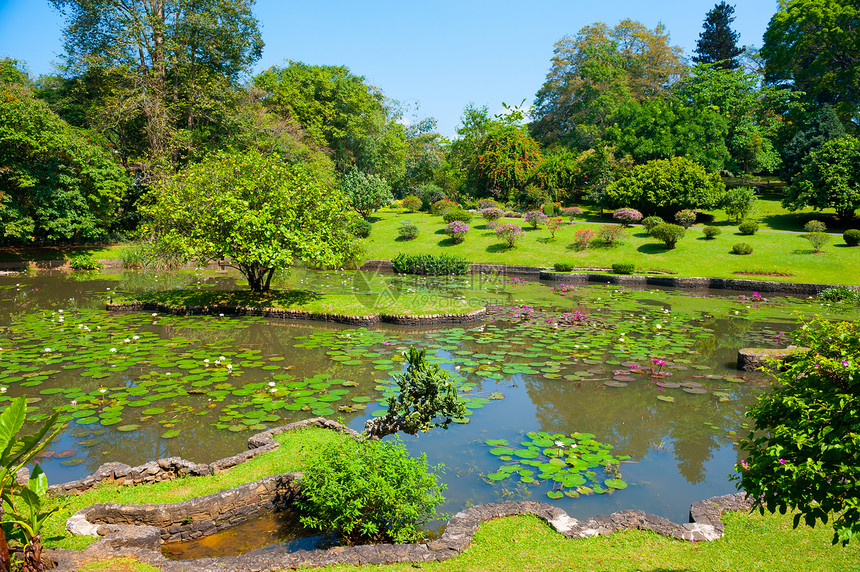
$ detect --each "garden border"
[47,419,754,572]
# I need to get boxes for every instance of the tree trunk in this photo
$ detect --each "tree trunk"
[22,534,43,572]
[0,519,11,572]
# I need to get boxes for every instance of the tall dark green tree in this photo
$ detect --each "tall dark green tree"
[693,2,743,69]
[782,104,846,180]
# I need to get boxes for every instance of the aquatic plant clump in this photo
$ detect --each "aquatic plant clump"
[484,431,630,499]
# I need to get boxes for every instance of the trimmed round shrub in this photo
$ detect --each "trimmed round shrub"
[612,208,643,226]
[738,221,759,235]
[402,195,422,212]
[444,221,469,243]
[561,206,583,221]
[641,216,664,233]
[524,210,547,229]
[612,262,636,275]
[431,198,458,215]
[844,229,860,246]
[553,262,575,272]
[804,219,827,233]
[442,207,473,224]
[650,223,686,249]
[806,231,830,252]
[477,198,502,209]
[351,218,372,238]
[702,226,722,239]
[480,207,504,224]
[674,209,697,229]
[733,242,753,255]
[542,201,562,216]
[495,224,523,248]
[69,254,102,270]
[398,221,419,240]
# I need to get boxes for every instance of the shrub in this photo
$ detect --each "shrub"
[120,244,148,269]
[503,211,521,218]
[571,229,595,250]
[398,221,419,241]
[391,253,468,275]
[298,437,445,544]
[444,221,469,243]
[702,226,722,239]
[806,232,830,252]
[819,286,860,304]
[520,184,549,208]
[738,220,758,235]
[732,242,753,255]
[431,198,458,215]
[804,219,827,233]
[524,210,547,229]
[542,201,561,216]
[845,229,860,246]
[495,224,523,248]
[596,224,626,245]
[545,218,563,239]
[442,207,473,224]
[342,170,393,219]
[721,186,757,222]
[612,208,643,226]
[612,262,636,275]
[69,254,101,270]
[674,209,697,229]
[402,195,422,212]
[477,199,502,210]
[553,262,575,272]
[351,218,372,238]
[650,223,685,249]
[480,207,504,225]
[641,216,664,233]
[416,184,445,210]
[561,206,583,221]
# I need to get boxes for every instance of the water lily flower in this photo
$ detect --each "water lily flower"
[124,338,131,343]
[655,324,662,329]
[109,348,117,353]
[268,381,276,387]
[270,388,277,393]
[44,348,52,353]
[0,387,6,393]
[99,388,107,394]
[779,459,787,464]
[71,400,77,406]
[132,335,140,340]
[554,440,564,447]
[152,313,158,317]
[843,360,850,367]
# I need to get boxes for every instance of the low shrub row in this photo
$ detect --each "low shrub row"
[391,253,469,275]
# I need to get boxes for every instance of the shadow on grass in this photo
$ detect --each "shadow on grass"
[760,212,856,232]
[437,237,460,247]
[637,243,670,254]
[434,228,447,235]
[486,243,513,253]
[394,236,419,243]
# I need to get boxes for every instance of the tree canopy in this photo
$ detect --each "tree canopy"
[785,135,860,219]
[693,2,743,69]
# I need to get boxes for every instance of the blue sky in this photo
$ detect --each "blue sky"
[0,0,777,137]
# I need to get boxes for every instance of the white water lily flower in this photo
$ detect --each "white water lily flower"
[44,348,52,352]
[71,400,77,406]
[109,348,117,353]
[270,388,277,393]
[268,381,276,387]
[124,338,131,343]
[99,388,107,394]
[0,387,6,393]
[554,440,564,447]
[655,324,662,329]
[132,335,139,340]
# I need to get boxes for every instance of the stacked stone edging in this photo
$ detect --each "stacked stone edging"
[105,300,487,325]
[48,418,756,572]
[736,346,807,371]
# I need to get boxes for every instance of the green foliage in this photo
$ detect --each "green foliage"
[612,262,636,275]
[351,219,372,239]
[596,224,625,245]
[641,216,664,233]
[650,223,685,249]
[542,201,561,216]
[119,244,149,269]
[431,198,458,215]
[553,262,575,272]
[819,287,860,303]
[0,72,129,244]
[786,136,860,219]
[68,254,101,270]
[142,150,355,292]
[732,242,753,255]
[298,437,445,545]
[738,221,759,235]
[495,224,524,248]
[472,127,543,201]
[693,2,743,69]
[806,232,831,252]
[545,217,563,239]
[365,348,468,439]
[442,208,473,224]
[804,220,828,233]
[341,170,393,219]
[604,157,725,216]
[5,466,60,546]
[561,206,584,221]
[416,184,446,211]
[782,105,845,181]
[721,187,757,223]
[524,210,547,229]
[390,253,468,275]
[397,221,419,241]
[534,148,585,204]
[735,317,860,545]
[844,229,860,246]
[674,210,697,229]
[703,226,722,239]
[401,195,422,212]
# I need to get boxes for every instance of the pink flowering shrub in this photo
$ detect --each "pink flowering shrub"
[444,221,470,243]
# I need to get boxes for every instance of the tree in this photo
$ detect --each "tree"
[253,62,407,184]
[785,136,860,219]
[341,169,393,219]
[48,0,263,164]
[762,0,860,127]
[142,150,355,291]
[782,104,846,181]
[0,62,129,244]
[472,127,543,202]
[735,317,860,545]
[693,2,743,69]
[604,157,725,216]
[530,20,685,149]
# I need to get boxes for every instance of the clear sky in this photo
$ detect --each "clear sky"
[0,0,778,138]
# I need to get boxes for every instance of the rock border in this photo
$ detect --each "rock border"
[46,419,754,572]
[105,300,487,326]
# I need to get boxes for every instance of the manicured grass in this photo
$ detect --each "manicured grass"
[0,244,130,263]
[36,427,352,551]
[116,287,485,317]
[365,210,860,285]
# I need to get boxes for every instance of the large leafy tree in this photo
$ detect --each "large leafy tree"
[785,136,860,219]
[253,62,407,185]
[735,317,860,545]
[472,127,543,202]
[693,2,743,69]
[142,150,355,291]
[762,0,860,127]
[530,20,685,149]
[782,104,846,181]
[48,0,263,165]
[0,61,129,244]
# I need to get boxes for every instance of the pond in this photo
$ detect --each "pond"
[1,267,856,532]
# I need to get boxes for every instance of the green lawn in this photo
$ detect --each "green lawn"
[365,209,860,285]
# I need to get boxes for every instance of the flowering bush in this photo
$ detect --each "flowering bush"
[674,210,697,229]
[480,207,505,225]
[612,208,643,226]
[431,198,458,215]
[444,221,469,243]
[495,224,523,248]
[401,195,422,212]
[524,210,547,229]
[477,198,502,209]
[596,224,626,245]
[398,221,419,240]
[503,211,521,218]
[561,206,583,221]
[571,229,595,250]
[545,218,563,239]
